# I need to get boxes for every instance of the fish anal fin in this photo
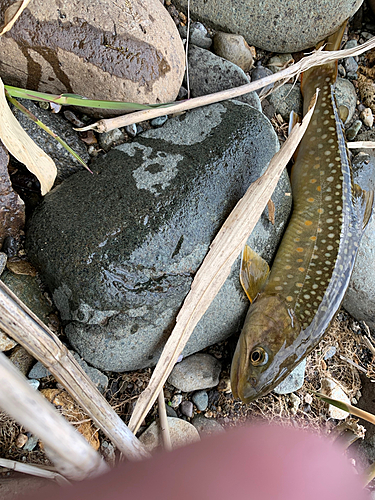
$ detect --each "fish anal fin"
[240,245,270,303]
[353,184,374,229]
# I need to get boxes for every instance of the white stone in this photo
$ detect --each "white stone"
[139,417,200,452]
[321,378,350,420]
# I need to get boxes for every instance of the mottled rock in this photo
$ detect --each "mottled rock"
[335,78,357,124]
[0,0,185,117]
[361,108,374,128]
[267,83,302,121]
[213,32,254,72]
[192,390,208,411]
[26,100,292,372]
[139,417,200,451]
[343,149,375,330]
[191,414,224,436]
[274,359,306,395]
[187,45,261,111]
[173,0,362,52]
[344,56,359,78]
[178,22,212,49]
[170,394,183,409]
[168,354,221,392]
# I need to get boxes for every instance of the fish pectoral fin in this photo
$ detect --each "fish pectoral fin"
[338,104,349,123]
[353,184,374,229]
[240,245,270,303]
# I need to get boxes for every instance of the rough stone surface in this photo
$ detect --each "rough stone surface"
[267,54,294,74]
[342,149,375,330]
[12,100,89,183]
[335,78,357,124]
[273,358,306,395]
[168,354,221,392]
[191,415,225,437]
[9,346,34,376]
[0,0,185,117]
[267,83,302,121]
[250,65,274,95]
[139,417,200,452]
[187,45,261,111]
[180,400,194,418]
[26,100,292,372]
[213,32,254,72]
[173,0,363,52]
[29,352,108,393]
[0,331,17,351]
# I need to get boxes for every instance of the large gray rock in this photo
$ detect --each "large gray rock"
[26,100,292,372]
[343,151,375,330]
[0,0,185,117]
[173,0,363,53]
[187,45,261,111]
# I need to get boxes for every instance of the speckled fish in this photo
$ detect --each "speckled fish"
[230,23,374,403]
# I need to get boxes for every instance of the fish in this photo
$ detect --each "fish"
[230,22,374,404]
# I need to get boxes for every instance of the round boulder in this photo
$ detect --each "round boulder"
[173,0,363,52]
[0,0,185,116]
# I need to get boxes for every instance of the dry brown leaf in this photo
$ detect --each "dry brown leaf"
[267,199,275,225]
[0,141,25,247]
[0,0,32,36]
[0,78,57,195]
[128,92,318,434]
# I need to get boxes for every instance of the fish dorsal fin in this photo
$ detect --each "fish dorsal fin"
[353,184,374,229]
[240,245,270,303]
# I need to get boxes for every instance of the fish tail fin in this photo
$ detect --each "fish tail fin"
[353,184,374,230]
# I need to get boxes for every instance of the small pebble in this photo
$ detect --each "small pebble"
[289,393,301,415]
[352,398,358,405]
[338,64,346,77]
[165,404,178,418]
[139,417,200,451]
[101,441,116,467]
[323,346,337,360]
[250,64,274,95]
[168,354,221,392]
[267,53,293,73]
[361,108,374,128]
[151,115,168,127]
[192,415,224,437]
[9,346,34,375]
[213,32,254,72]
[321,378,350,420]
[178,22,212,49]
[304,394,313,405]
[23,435,39,451]
[346,120,362,141]
[170,394,183,408]
[192,390,209,411]
[15,433,28,448]
[98,128,124,150]
[180,400,194,418]
[28,379,40,390]
[0,330,17,352]
[344,39,358,50]
[125,124,137,138]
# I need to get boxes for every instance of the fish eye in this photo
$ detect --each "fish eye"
[250,347,268,366]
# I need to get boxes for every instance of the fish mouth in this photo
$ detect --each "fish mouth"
[230,338,258,403]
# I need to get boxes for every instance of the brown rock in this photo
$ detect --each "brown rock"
[0,331,17,352]
[15,433,28,448]
[41,389,100,450]
[0,0,185,117]
[9,345,34,375]
[213,32,254,72]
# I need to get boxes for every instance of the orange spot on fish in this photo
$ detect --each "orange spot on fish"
[298,267,305,272]
[305,220,313,226]
[316,186,321,192]
[307,197,315,203]
[310,236,317,241]
[297,258,303,263]
[296,247,304,252]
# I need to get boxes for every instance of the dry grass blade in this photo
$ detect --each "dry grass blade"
[76,35,375,133]
[315,392,375,425]
[128,91,318,433]
[158,389,172,451]
[0,77,56,194]
[0,281,149,460]
[347,141,375,149]
[0,351,108,480]
[0,0,32,35]
[0,458,71,486]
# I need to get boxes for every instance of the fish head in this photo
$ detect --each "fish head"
[230,293,301,403]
